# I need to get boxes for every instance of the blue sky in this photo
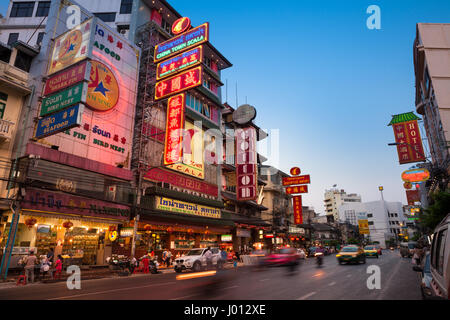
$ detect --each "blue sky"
[1,1,449,214]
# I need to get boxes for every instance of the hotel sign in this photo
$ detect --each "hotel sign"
[35,104,84,139]
[236,127,257,201]
[154,23,209,62]
[282,175,311,186]
[157,46,203,80]
[43,61,90,96]
[155,196,220,219]
[155,66,202,100]
[40,82,87,117]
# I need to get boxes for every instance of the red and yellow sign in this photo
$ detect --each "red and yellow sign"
[85,60,119,112]
[358,220,370,235]
[43,61,89,96]
[293,196,303,224]
[286,185,308,195]
[290,167,301,176]
[392,120,426,164]
[282,175,311,186]
[164,94,185,165]
[172,17,191,35]
[401,168,430,183]
[155,66,202,100]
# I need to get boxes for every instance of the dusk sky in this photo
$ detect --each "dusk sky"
[1,1,450,214]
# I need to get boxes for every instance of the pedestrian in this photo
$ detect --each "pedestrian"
[130,256,137,274]
[47,248,54,264]
[162,249,168,268]
[204,247,213,270]
[40,256,52,280]
[54,255,63,280]
[220,248,227,267]
[166,250,172,267]
[232,253,238,271]
[24,250,37,284]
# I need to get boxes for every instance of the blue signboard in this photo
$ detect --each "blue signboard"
[35,104,84,139]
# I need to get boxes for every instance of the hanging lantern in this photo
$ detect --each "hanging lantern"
[63,221,73,229]
[187,228,194,234]
[25,218,37,229]
[204,229,211,235]
[167,226,174,233]
[144,224,152,231]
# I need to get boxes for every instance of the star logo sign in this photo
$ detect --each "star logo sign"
[94,81,110,97]
[68,43,75,52]
[86,60,119,112]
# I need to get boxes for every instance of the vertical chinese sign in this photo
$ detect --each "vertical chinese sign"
[164,94,185,165]
[388,112,426,164]
[293,196,303,224]
[282,168,311,226]
[236,128,257,201]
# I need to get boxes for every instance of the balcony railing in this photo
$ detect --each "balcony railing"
[0,119,14,141]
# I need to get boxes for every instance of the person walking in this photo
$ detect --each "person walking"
[204,247,213,270]
[47,248,54,263]
[24,250,37,284]
[54,255,63,280]
[162,249,168,268]
[220,248,227,268]
[166,250,172,267]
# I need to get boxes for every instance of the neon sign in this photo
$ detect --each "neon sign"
[172,17,191,35]
[164,94,185,165]
[236,128,257,201]
[155,66,202,100]
[154,23,209,62]
[156,46,203,80]
[401,168,430,183]
[293,196,303,225]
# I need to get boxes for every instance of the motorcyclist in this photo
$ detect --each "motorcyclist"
[315,246,324,266]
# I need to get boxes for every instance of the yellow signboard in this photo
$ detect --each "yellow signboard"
[358,219,370,235]
[155,196,220,219]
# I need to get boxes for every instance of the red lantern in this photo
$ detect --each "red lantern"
[144,224,152,231]
[25,218,37,229]
[187,228,194,234]
[62,221,73,229]
[167,226,174,233]
[205,229,211,235]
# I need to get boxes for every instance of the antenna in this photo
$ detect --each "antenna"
[235,82,238,107]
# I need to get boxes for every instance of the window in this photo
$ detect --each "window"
[368,221,374,226]
[7,33,19,46]
[117,25,130,35]
[94,12,116,23]
[120,0,133,14]
[14,50,33,72]
[433,229,447,275]
[36,32,45,46]
[161,18,171,34]
[10,2,35,17]
[35,1,50,17]
[0,93,6,119]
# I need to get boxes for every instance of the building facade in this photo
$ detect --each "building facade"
[324,188,361,223]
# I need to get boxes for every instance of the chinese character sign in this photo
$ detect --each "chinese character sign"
[293,196,303,224]
[392,120,426,164]
[157,46,203,80]
[236,127,257,201]
[164,94,185,165]
[285,185,308,195]
[155,66,202,100]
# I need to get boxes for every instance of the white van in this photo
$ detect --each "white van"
[429,213,450,299]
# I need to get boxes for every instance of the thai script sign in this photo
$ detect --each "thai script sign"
[43,61,90,96]
[35,104,83,139]
[40,82,86,117]
[155,196,220,219]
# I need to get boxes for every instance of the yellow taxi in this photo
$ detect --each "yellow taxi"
[336,245,366,265]
[364,245,379,258]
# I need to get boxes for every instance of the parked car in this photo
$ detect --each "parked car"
[413,252,433,299]
[428,213,450,299]
[364,245,379,258]
[264,247,300,267]
[400,241,417,258]
[336,246,366,265]
[174,248,221,273]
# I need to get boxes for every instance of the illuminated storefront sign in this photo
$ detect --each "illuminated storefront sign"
[35,104,84,139]
[155,66,202,100]
[293,196,303,224]
[401,168,430,183]
[282,175,311,186]
[40,82,87,117]
[47,19,92,75]
[236,127,257,201]
[86,60,119,112]
[221,234,232,242]
[156,46,203,80]
[155,196,220,219]
[166,120,205,179]
[164,94,185,165]
[172,17,192,35]
[154,23,209,62]
[236,228,251,238]
[406,190,420,205]
[43,61,90,96]
[289,226,305,234]
[286,185,308,195]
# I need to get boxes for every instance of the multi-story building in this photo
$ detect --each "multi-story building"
[338,200,407,248]
[413,23,450,199]
[324,188,361,223]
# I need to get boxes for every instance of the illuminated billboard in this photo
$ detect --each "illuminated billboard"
[401,168,430,183]
[236,127,257,201]
[163,94,185,165]
[155,66,202,100]
[154,23,209,62]
[156,46,203,80]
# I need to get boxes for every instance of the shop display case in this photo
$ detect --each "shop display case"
[63,228,99,265]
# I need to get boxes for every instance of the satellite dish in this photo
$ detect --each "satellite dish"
[232,104,257,125]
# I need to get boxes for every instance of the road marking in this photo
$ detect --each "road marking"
[47,281,177,300]
[329,281,336,286]
[297,291,316,300]
[223,285,239,290]
[259,278,270,282]
[346,274,352,278]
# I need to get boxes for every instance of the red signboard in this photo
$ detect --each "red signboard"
[293,196,303,224]
[43,61,89,96]
[155,66,202,100]
[392,120,426,164]
[290,167,301,176]
[22,188,130,221]
[406,190,420,205]
[286,185,308,195]
[236,127,257,201]
[143,168,218,197]
[282,175,311,186]
[163,94,185,165]
[172,17,192,35]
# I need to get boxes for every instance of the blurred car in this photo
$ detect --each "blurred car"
[336,246,366,265]
[413,252,433,299]
[364,245,379,258]
[400,242,417,258]
[297,249,306,259]
[264,247,300,267]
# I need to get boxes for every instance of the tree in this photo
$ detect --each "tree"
[420,191,450,231]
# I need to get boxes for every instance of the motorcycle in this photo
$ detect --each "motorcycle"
[315,252,323,267]
[139,255,159,274]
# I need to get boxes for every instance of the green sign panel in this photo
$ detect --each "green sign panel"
[40,82,86,117]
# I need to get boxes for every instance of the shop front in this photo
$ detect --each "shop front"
[288,226,307,249]
[0,188,130,268]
